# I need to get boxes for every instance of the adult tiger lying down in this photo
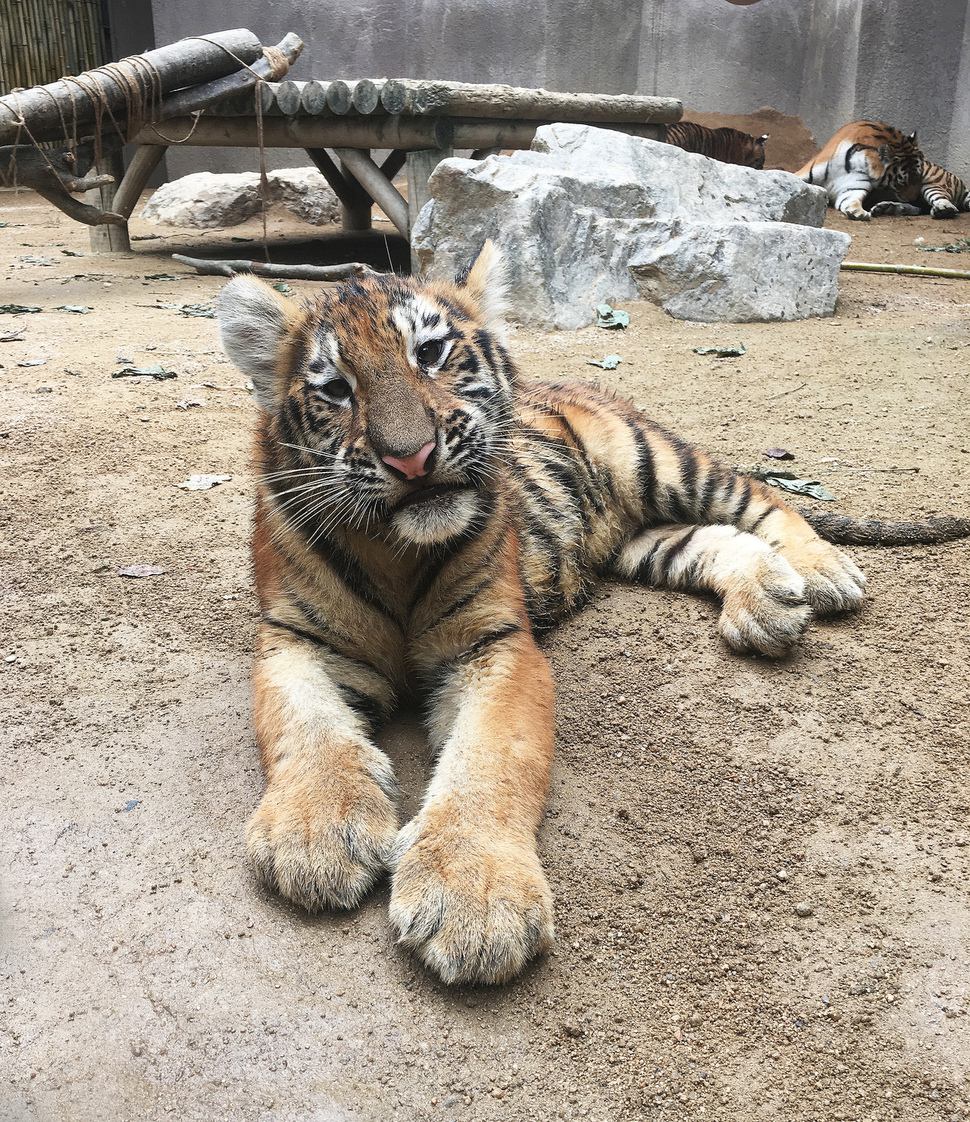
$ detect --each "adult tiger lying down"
[217,244,970,986]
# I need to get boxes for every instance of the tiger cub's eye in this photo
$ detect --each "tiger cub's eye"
[416,339,446,367]
[320,376,352,403]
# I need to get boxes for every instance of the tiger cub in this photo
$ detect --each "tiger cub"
[217,244,969,986]
[664,121,768,168]
[797,119,923,220]
[868,159,970,219]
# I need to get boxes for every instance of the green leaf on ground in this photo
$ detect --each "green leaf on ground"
[751,469,836,501]
[178,303,216,319]
[693,343,747,358]
[0,305,42,314]
[271,282,294,296]
[919,237,970,254]
[595,303,630,329]
[587,354,622,370]
[112,364,177,381]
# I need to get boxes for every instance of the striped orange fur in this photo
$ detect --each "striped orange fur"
[663,122,768,168]
[216,244,969,985]
[797,120,923,220]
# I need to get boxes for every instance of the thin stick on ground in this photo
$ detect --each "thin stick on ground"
[172,254,380,280]
[841,260,970,280]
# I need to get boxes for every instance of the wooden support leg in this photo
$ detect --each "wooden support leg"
[339,155,373,233]
[111,145,167,221]
[85,149,130,253]
[406,147,453,274]
[332,147,409,239]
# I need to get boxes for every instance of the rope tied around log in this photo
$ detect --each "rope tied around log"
[3,32,286,249]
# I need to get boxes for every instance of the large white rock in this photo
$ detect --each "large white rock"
[629,221,850,322]
[141,168,340,229]
[266,167,341,226]
[142,171,262,228]
[411,124,850,327]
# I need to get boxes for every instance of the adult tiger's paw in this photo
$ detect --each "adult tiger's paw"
[781,538,866,616]
[719,551,811,657]
[246,768,399,912]
[389,817,554,985]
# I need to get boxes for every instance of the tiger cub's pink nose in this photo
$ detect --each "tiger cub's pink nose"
[382,441,435,480]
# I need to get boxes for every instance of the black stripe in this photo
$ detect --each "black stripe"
[634,536,667,584]
[624,419,656,517]
[747,508,773,534]
[659,527,700,576]
[336,684,386,730]
[458,622,522,663]
[731,478,753,523]
[263,615,331,650]
[675,442,699,517]
[422,572,495,637]
[698,468,722,520]
[265,612,387,683]
[423,621,524,694]
[408,490,498,611]
[308,533,402,626]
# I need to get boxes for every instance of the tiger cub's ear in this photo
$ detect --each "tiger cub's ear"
[457,240,509,336]
[216,276,293,409]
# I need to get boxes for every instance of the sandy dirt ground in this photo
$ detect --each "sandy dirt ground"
[1,193,969,1122]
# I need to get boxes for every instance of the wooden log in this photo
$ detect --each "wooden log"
[304,148,356,209]
[373,80,682,124]
[111,145,166,219]
[332,146,409,237]
[380,149,407,180]
[380,80,410,115]
[87,150,130,252]
[338,157,374,232]
[275,81,307,116]
[158,33,303,119]
[449,118,665,149]
[259,83,282,116]
[351,79,383,115]
[327,81,354,115]
[0,28,265,145]
[136,115,456,151]
[841,260,970,280]
[300,81,331,116]
[172,254,379,280]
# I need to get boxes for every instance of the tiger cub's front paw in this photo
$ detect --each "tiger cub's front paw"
[389,814,554,985]
[781,538,866,616]
[246,767,399,912]
[719,551,811,657]
[931,200,959,219]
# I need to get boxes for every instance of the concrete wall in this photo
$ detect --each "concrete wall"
[111,0,970,179]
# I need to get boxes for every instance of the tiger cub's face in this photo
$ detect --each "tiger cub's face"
[217,244,515,547]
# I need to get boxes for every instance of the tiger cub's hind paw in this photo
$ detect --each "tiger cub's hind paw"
[781,539,866,617]
[718,552,811,657]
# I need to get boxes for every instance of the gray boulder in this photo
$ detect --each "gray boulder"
[630,221,850,322]
[411,124,849,327]
[266,167,342,226]
[142,167,340,229]
[141,171,261,228]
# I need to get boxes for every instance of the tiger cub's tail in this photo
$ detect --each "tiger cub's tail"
[801,510,970,546]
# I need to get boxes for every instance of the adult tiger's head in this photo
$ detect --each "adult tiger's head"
[877,128,922,193]
[217,242,515,547]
